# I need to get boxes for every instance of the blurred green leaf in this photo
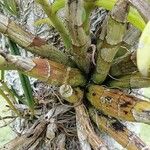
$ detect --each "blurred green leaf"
[0,87,21,116]
[0,81,17,103]
[0,0,18,16]
[51,0,65,13]
[137,21,150,76]
[34,18,54,27]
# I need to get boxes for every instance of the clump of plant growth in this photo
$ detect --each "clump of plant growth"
[0,0,150,149]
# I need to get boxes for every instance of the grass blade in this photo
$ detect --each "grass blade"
[8,39,35,115]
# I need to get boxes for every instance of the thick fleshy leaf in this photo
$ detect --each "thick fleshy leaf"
[137,21,150,76]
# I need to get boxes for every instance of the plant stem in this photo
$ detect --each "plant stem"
[92,0,129,84]
[107,72,150,88]
[66,0,91,73]
[89,108,149,150]
[87,85,150,124]
[0,13,74,67]
[0,52,86,87]
[36,0,146,31]
[95,0,145,31]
